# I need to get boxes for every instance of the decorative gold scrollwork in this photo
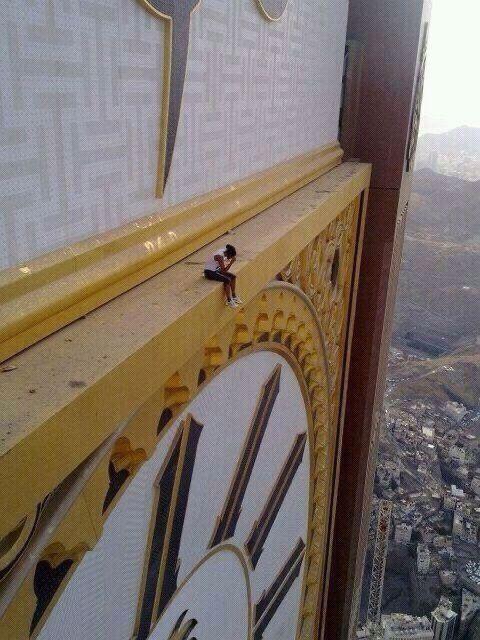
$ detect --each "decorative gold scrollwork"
[103,438,147,514]
[279,198,359,405]
[0,501,46,584]
[0,197,362,640]
[30,542,89,635]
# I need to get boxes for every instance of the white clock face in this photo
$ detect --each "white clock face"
[38,351,311,640]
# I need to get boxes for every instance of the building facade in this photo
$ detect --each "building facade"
[382,614,434,640]
[431,598,457,640]
[417,544,431,574]
[460,588,480,633]
[395,524,413,545]
[0,0,429,639]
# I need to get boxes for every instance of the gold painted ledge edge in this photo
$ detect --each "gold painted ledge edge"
[0,163,370,540]
[0,143,342,364]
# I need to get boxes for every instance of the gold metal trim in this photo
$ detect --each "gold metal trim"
[0,271,358,639]
[135,1,202,198]
[0,165,369,548]
[131,334,328,640]
[0,143,342,365]
[156,543,253,640]
[255,0,289,21]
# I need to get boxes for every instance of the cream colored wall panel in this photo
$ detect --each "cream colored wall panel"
[0,0,348,268]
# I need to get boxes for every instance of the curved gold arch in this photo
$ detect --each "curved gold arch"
[155,543,253,640]
[128,281,333,640]
[131,283,334,638]
[0,282,338,640]
[0,504,44,582]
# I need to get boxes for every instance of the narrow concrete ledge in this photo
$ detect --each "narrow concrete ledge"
[0,161,370,536]
[0,144,343,364]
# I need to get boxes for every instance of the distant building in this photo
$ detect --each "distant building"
[417,544,431,574]
[385,461,401,482]
[423,443,436,458]
[444,401,467,423]
[466,561,480,586]
[395,523,413,544]
[453,511,479,544]
[394,422,407,440]
[433,535,451,549]
[431,597,457,640]
[458,465,469,480]
[471,476,480,497]
[453,511,464,538]
[439,570,456,588]
[438,546,455,560]
[382,614,433,640]
[451,485,465,499]
[377,468,391,489]
[449,445,466,464]
[443,494,457,511]
[461,589,480,628]
[422,426,435,441]
[464,518,479,544]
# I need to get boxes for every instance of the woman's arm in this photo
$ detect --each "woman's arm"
[214,254,227,271]
[215,253,235,272]
[223,256,235,272]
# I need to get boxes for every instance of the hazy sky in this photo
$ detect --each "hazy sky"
[420,0,480,134]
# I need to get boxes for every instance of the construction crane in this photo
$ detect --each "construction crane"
[367,499,393,628]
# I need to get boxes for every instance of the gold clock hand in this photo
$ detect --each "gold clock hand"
[256,0,289,21]
[208,364,282,549]
[253,538,306,640]
[245,431,307,568]
[137,1,201,196]
[168,610,198,640]
[136,415,204,640]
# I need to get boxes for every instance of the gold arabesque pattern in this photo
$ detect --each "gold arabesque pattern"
[280,198,360,414]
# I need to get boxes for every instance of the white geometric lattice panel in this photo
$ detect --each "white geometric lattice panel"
[0,0,348,268]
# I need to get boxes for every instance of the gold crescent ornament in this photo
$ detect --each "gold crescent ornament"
[256,0,289,21]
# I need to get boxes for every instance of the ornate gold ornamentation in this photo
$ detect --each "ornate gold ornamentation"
[0,503,45,583]
[280,198,360,409]
[193,283,333,639]
[30,542,89,636]
[0,143,343,365]
[256,0,289,21]
[0,195,363,639]
[102,437,147,514]
[135,0,202,197]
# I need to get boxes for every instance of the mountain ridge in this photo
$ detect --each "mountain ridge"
[415,126,480,181]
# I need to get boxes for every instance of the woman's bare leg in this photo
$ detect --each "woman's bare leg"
[229,274,236,296]
[224,282,232,300]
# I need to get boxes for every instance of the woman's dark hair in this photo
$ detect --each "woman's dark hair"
[225,244,236,258]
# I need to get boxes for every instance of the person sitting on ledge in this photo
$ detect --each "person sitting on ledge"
[204,244,243,308]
